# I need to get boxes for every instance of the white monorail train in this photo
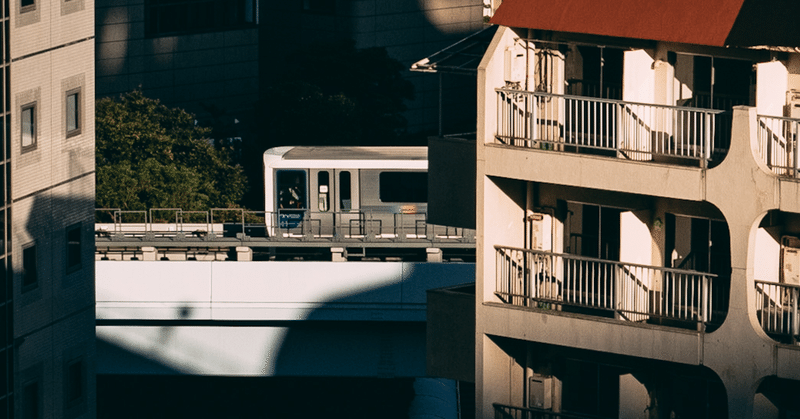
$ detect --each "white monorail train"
[263,146,428,237]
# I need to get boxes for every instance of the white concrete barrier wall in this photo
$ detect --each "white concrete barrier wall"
[96,261,475,321]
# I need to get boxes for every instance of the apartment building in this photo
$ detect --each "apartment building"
[472,0,800,417]
[1,0,96,418]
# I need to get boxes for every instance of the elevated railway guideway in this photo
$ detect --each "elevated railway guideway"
[95,208,476,262]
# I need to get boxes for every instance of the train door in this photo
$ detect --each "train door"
[276,169,307,230]
[334,169,361,237]
[310,169,335,236]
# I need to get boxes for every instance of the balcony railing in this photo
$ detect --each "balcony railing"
[495,246,726,328]
[755,279,800,343]
[496,89,730,167]
[494,403,607,419]
[757,115,800,177]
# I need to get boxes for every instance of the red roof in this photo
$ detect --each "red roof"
[490,0,746,47]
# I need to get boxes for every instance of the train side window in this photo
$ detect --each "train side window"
[379,172,427,203]
[277,170,307,209]
[318,171,330,212]
[340,171,352,210]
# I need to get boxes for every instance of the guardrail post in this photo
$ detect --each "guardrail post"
[703,113,712,169]
[698,275,708,332]
[793,287,799,342]
[793,119,799,178]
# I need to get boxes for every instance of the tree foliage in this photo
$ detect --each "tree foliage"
[96,90,246,211]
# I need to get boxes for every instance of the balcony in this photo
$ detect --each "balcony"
[495,89,731,168]
[755,279,800,344]
[495,246,727,331]
[758,115,800,177]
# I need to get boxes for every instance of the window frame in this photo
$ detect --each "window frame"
[22,378,40,419]
[21,102,36,153]
[66,223,81,273]
[65,88,80,138]
[64,357,86,409]
[20,0,36,13]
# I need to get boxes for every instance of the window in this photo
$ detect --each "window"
[146,0,257,37]
[20,0,35,13]
[64,358,85,408]
[277,170,306,209]
[22,380,39,419]
[22,244,36,291]
[21,104,36,152]
[339,171,351,210]
[379,172,427,203]
[66,223,81,273]
[317,171,329,212]
[66,89,80,137]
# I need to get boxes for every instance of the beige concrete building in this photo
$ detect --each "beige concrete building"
[2,0,96,417]
[469,0,800,417]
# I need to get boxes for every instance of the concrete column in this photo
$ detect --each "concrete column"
[236,246,252,261]
[756,61,788,117]
[142,246,157,261]
[705,107,780,418]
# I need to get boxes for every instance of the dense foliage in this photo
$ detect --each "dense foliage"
[96,91,246,211]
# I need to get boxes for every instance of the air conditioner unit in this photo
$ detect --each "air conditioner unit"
[784,90,800,119]
[504,44,525,85]
[528,375,553,409]
[782,236,800,285]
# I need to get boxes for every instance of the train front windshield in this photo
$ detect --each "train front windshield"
[277,170,307,228]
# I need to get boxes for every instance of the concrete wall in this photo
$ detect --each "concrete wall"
[96,261,474,377]
[10,1,97,418]
[96,261,475,321]
[426,284,475,382]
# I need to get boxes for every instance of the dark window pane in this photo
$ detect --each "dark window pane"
[66,360,83,403]
[22,381,38,419]
[22,245,36,290]
[379,172,427,203]
[339,171,351,210]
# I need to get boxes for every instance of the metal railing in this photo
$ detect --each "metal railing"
[496,89,730,167]
[495,403,607,419]
[95,208,476,244]
[495,246,725,327]
[757,115,800,177]
[755,279,800,342]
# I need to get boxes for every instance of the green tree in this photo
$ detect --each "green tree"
[96,90,246,211]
